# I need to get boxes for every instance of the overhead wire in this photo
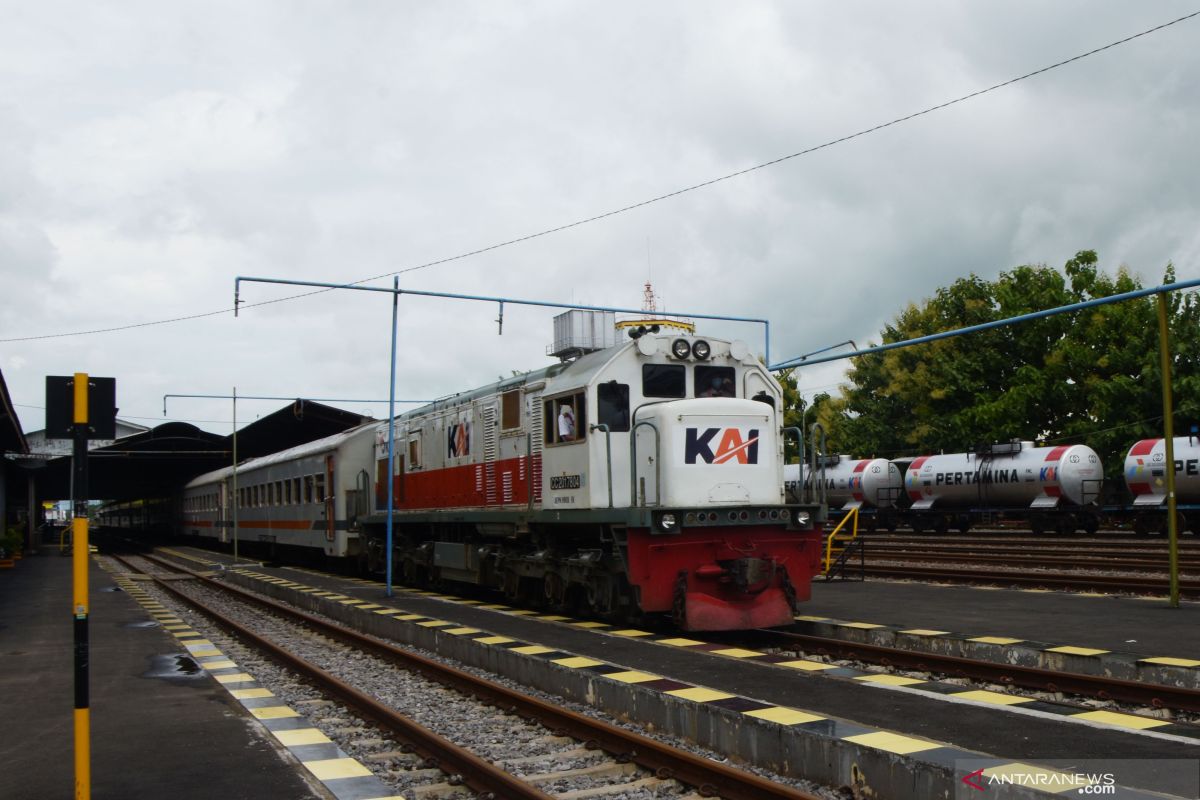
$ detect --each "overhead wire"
[2,9,1198,345]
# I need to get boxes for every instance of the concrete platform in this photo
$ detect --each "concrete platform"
[0,553,325,800]
[803,578,1200,659]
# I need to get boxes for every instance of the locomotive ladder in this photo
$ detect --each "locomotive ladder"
[823,506,866,582]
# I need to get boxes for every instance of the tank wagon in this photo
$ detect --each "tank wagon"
[1124,437,1200,534]
[903,440,1103,534]
[783,456,903,530]
[358,312,824,631]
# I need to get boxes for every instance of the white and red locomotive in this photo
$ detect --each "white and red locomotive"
[358,313,823,630]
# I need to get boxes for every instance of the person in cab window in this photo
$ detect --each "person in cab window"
[700,377,724,398]
[558,403,576,441]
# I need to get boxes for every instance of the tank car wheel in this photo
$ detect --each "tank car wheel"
[1030,516,1047,536]
[1081,515,1100,536]
[956,515,972,534]
[932,516,949,534]
[1132,517,1152,537]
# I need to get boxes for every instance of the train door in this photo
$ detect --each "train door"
[218,480,229,544]
[324,454,335,543]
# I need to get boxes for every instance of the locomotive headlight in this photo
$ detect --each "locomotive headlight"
[794,511,811,527]
[671,338,692,360]
[659,513,678,531]
[692,339,711,360]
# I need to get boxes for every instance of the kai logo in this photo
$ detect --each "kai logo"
[685,428,759,465]
[448,422,470,458]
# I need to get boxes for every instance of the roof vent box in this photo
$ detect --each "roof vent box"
[550,310,616,358]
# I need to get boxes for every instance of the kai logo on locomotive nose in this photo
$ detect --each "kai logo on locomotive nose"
[685,428,759,465]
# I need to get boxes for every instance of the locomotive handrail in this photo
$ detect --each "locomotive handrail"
[591,423,614,508]
[629,420,661,508]
[809,423,828,507]
[783,427,804,502]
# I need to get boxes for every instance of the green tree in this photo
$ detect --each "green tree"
[803,251,1194,481]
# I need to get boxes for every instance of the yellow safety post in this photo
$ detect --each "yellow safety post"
[72,372,91,800]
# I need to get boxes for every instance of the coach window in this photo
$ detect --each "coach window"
[293,478,301,504]
[543,392,586,445]
[275,481,284,505]
[597,381,630,432]
[314,473,327,503]
[642,364,685,398]
[695,366,736,398]
[408,434,422,469]
[304,475,314,504]
[501,389,521,430]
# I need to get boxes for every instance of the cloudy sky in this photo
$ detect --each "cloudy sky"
[2,2,1198,436]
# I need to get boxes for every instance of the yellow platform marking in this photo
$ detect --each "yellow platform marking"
[303,757,374,780]
[444,627,481,635]
[395,614,425,621]
[1046,646,1109,657]
[174,631,203,639]
[507,609,540,616]
[214,673,256,684]
[982,763,1092,792]
[537,615,572,622]
[510,645,556,655]
[1140,656,1200,667]
[665,687,736,702]
[202,659,237,670]
[416,620,454,628]
[338,599,365,605]
[297,587,320,593]
[356,604,382,610]
[710,648,764,659]
[969,636,1023,645]
[373,608,403,615]
[162,624,191,631]
[1019,588,1053,594]
[604,670,662,684]
[952,690,1034,706]
[900,629,950,636]
[844,731,941,755]
[1071,710,1171,730]
[657,637,704,647]
[840,622,885,629]
[311,592,336,597]
[794,615,830,622]
[251,706,300,720]
[230,688,275,700]
[475,636,516,645]
[190,648,222,658]
[610,629,654,638]
[570,621,609,629]
[554,656,605,669]
[854,674,925,686]
[744,706,825,725]
[183,640,215,650]
[775,659,836,671]
[274,728,332,746]
[478,604,511,610]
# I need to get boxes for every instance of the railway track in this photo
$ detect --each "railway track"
[114,553,821,800]
[851,562,1200,597]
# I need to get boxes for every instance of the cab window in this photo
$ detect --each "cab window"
[696,366,736,398]
[642,364,685,398]
[544,392,586,444]
[597,382,630,432]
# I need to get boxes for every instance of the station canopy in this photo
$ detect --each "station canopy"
[38,400,373,501]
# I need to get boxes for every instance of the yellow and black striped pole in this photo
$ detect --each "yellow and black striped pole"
[72,372,91,800]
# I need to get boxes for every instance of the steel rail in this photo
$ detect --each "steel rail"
[856,563,1200,597]
[134,553,822,800]
[113,555,553,800]
[768,631,1200,713]
[863,552,1200,573]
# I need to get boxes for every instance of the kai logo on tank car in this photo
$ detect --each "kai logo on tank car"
[684,427,760,465]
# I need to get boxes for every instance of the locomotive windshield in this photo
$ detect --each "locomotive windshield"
[696,366,736,398]
[642,364,685,397]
